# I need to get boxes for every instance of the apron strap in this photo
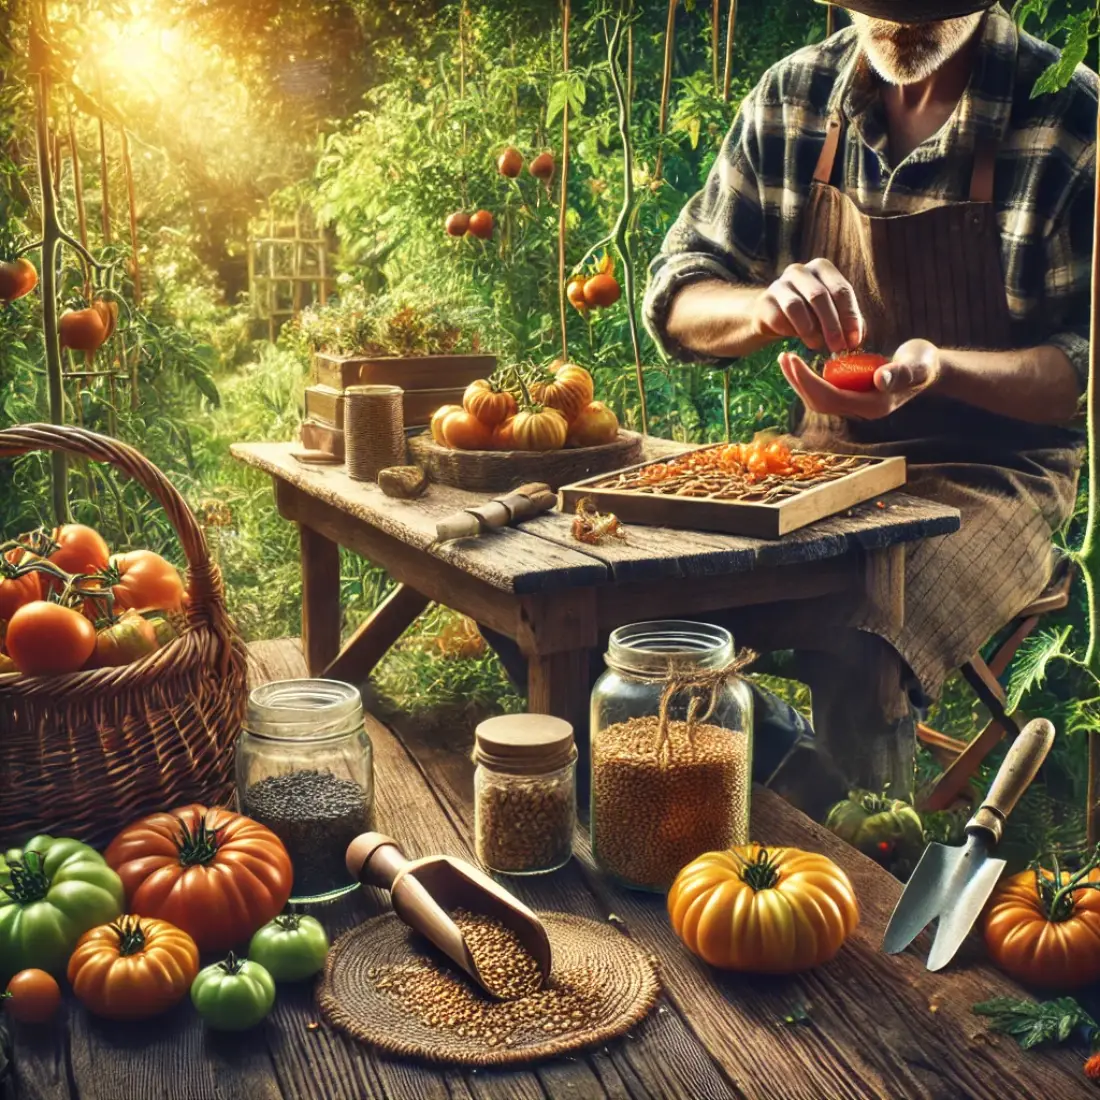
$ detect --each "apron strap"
[814,116,843,185]
[969,139,997,203]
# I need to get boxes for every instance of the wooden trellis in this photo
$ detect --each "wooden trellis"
[247,207,331,341]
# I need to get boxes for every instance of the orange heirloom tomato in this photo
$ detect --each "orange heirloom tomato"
[583,273,622,309]
[529,363,594,424]
[104,805,293,954]
[567,401,619,447]
[982,860,1100,990]
[431,404,463,446]
[105,550,185,614]
[566,277,588,314]
[46,523,110,577]
[0,551,42,623]
[463,379,517,427]
[668,845,859,974]
[68,917,199,1020]
[5,601,96,676]
[512,406,568,452]
[491,417,516,450]
[440,409,494,451]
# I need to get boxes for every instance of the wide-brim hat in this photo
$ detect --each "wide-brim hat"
[821,0,997,23]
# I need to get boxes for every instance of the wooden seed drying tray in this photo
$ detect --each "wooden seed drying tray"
[558,447,906,539]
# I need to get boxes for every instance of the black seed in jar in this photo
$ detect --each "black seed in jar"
[243,769,373,898]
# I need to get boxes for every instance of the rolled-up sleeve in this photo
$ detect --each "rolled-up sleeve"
[643,88,773,363]
[1042,149,1094,393]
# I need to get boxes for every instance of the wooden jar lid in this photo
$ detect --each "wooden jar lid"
[474,714,576,775]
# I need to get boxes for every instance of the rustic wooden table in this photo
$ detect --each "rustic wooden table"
[231,439,960,796]
[7,639,1088,1100]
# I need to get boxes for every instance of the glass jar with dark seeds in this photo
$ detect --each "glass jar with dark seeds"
[237,679,374,904]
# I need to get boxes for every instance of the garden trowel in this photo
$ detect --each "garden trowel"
[882,717,1055,970]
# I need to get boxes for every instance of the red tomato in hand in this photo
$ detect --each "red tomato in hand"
[822,352,889,393]
[47,524,110,577]
[5,601,97,675]
[4,969,61,1024]
[104,805,293,953]
[0,551,42,622]
[107,551,185,613]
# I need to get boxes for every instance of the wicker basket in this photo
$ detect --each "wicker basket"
[0,424,248,849]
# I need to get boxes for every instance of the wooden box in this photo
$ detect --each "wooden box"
[408,431,644,493]
[304,385,345,429]
[305,383,465,429]
[301,419,346,461]
[558,449,907,539]
[312,353,496,391]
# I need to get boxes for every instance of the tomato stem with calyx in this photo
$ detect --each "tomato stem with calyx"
[1034,845,1100,922]
[733,848,782,892]
[110,918,148,957]
[176,817,222,867]
[0,850,50,904]
[274,914,302,932]
[218,951,246,975]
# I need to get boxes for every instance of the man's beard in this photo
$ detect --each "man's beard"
[852,12,982,84]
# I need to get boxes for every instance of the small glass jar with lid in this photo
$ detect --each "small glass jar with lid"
[473,714,577,875]
[590,621,753,892]
[236,679,374,904]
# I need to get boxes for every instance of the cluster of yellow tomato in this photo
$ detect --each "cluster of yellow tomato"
[430,360,621,453]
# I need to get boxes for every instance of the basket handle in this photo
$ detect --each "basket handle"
[0,423,229,634]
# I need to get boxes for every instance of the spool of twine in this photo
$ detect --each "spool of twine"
[345,385,406,482]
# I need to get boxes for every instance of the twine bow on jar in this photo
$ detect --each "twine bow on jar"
[653,648,757,751]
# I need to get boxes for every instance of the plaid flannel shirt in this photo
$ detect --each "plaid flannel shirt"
[643,4,1097,388]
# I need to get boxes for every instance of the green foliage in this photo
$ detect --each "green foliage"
[972,996,1098,1051]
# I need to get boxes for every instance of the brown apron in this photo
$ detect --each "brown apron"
[795,113,1081,700]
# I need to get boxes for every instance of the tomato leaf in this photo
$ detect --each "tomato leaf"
[972,996,1098,1051]
[1031,11,1093,97]
[1005,625,1073,711]
[546,73,586,125]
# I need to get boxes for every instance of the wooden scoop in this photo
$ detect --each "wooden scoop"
[346,832,552,998]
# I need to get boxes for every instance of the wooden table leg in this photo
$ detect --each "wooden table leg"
[300,522,341,676]
[528,649,594,802]
[324,584,430,685]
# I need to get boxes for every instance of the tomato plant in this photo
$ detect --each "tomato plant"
[0,837,125,983]
[104,805,293,952]
[248,914,329,981]
[3,970,61,1024]
[68,917,199,1020]
[191,953,276,1030]
[5,601,97,675]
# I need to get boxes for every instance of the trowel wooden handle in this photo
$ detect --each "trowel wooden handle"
[967,718,1055,844]
[346,832,409,891]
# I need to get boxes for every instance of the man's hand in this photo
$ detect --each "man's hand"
[753,259,866,354]
[778,338,942,420]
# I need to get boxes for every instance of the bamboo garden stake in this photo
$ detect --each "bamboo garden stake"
[558,0,571,362]
[654,0,678,183]
[723,0,738,103]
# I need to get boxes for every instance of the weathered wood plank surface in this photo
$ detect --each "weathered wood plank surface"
[233,441,959,588]
[232,442,609,594]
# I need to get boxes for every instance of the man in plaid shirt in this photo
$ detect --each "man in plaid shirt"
[641,1,1096,808]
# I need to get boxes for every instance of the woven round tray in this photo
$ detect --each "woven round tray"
[318,912,660,1067]
[407,430,643,493]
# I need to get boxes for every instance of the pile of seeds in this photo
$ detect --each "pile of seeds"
[243,769,373,898]
[475,776,575,874]
[452,909,543,1000]
[592,716,749,890]
[368,916,609,1048]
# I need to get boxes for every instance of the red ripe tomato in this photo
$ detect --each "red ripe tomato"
[104,804,294,953]
[106,551,185,614]
[4,969,61,1024]
[566,277,588,314]
[583,273,622,308]
[445,212,470,237]
[5,601,97,676]
[822,352,889,393]
[0,551,42,622]
[59,308,109,353]
[529,152,555,181]
[47,524,110,577]
[497,147,523,178]
[468,210,495,240]
[0,258,38,302]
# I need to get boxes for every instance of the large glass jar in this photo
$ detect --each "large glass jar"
[590,621,753,892]
[236,679,374,904]
[473,714,577,875]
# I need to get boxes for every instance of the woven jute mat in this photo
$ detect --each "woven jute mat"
[317,912,661,1067]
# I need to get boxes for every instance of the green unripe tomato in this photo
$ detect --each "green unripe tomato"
[191,953,276,1031]
[0,836,125,984]
[248,914,330,982]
